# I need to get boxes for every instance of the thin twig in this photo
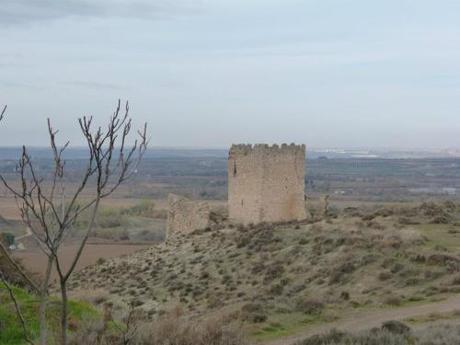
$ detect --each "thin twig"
[0,105,6,122]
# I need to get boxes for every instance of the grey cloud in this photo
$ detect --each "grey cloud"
[0,80,39,89]
[0,0,199,25]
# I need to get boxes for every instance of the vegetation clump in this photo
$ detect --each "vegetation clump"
[296,322,460,345]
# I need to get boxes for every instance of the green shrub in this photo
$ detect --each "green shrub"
[122,200,166,219]
[297,323,460,345]
[383,295,403,306]
[240,303,267,323]
[97,208,124,228]
[381,320,411,335]
[296,328,409,345]
[1,232,15,246]
[296,298,324,315]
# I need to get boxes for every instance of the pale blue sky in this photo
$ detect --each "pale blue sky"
[1,0,460,148]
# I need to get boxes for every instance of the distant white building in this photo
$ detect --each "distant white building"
[442,188,456,195]
[408,187,456,195]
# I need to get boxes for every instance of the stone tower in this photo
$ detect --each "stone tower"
[227,143,307,225]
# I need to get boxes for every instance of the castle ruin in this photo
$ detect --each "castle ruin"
[228,143,307,225]
[167,194,212,236]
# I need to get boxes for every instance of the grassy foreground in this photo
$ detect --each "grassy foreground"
[0,285,98,345]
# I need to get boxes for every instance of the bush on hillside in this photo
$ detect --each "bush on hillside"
[296,322,460,345]
[69,308,246,345]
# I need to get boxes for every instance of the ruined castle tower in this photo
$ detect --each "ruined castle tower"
[228,143,307,225]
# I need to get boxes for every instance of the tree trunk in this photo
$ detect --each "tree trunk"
[60,280,68,345]
[57,198,101,345]
[39,256,53,345]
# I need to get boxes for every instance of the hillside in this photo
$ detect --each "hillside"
[68,201,460,341]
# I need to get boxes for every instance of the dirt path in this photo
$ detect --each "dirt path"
[15,226,32,241]
[262,295,460,345]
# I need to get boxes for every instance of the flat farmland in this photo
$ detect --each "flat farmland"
[0,197,22,220]
[14,241,152,281]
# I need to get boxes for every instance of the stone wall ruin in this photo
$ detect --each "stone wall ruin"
[166,194,211,237]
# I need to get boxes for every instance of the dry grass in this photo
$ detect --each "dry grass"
[69,308,246,345]
[296,322,460,345]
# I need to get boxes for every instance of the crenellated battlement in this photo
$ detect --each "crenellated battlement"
[229,143,306,158]
[228,143,307,224]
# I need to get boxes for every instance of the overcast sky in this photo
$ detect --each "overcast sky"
[1,0,460,149]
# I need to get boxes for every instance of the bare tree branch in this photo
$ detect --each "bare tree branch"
[0,105,6,122]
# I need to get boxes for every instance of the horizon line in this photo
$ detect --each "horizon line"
[0,145,459,152]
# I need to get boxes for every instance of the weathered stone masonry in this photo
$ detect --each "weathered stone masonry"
[228,143,307,225]
[167,194,211,236]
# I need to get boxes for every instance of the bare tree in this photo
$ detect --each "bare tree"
[0,100,148,345]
